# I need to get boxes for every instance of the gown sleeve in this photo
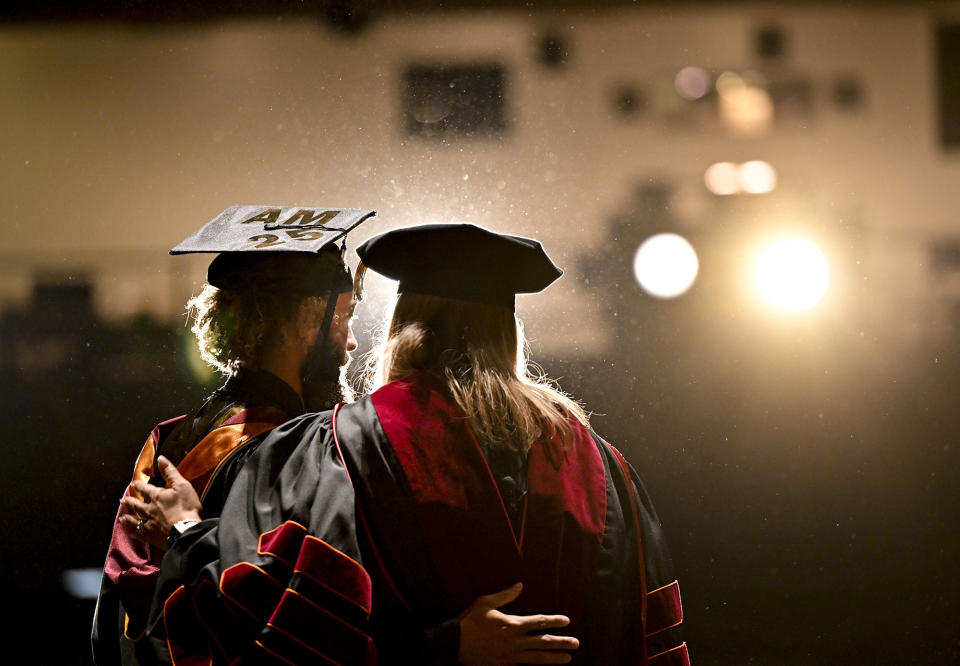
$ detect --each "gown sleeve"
[585,432,690,665]
[92,417,184,666]
[146,411,376,665]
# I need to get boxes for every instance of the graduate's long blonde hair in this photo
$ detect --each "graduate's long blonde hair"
[365,292,588,452]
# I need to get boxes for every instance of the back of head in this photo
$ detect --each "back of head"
[357,223,586,451]
[367,292,587,452]
[189,250,347,375]
[172,205,374,378]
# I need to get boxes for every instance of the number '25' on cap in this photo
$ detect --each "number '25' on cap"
[170,205,376,295]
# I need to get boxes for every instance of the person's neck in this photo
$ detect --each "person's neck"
[258,347,303,397]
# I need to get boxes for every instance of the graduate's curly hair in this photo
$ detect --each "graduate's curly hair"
[187,284,326,376]
[364,292,588,452]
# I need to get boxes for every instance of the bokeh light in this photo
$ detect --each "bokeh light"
[674,66,712,100]
[705,160,777,195]
[704,161,740,195]
[182,327,215,384]
[738,160,777,194]
[633,233,700,298]
[715,71,746,96]
[62,568,102,600]
[716,71,773,135]
[755,239,830,310]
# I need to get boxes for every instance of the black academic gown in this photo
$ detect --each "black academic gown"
[91,370,305,666]
[150,371,689,665]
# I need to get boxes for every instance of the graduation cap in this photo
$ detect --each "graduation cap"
[356,223,562,309]
[171,205,376,296]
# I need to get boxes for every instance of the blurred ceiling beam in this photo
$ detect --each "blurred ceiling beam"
[0,0,942,34]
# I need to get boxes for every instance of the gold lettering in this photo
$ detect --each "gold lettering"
[282,209,339,226]
[241,208,281,224]
[286,229,324,241]
[248,234,285,248]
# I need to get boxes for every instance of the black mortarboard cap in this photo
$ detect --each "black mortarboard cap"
[170,205,376,296]
[355,223,562,308]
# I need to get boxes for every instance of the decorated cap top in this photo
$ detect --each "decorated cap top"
[170,205,375,255]
[171,205,376,295]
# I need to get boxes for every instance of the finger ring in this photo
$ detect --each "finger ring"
[136,519,145,534]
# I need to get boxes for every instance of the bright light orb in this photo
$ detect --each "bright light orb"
[634,233,699,299]
[738,160,777,194]
[756,239,830,310]
[704,161,740,195]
